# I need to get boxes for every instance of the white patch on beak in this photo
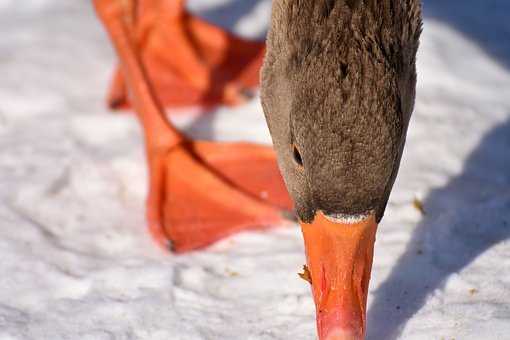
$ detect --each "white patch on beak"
[322,211,372,224]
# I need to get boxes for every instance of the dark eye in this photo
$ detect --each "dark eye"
[292,144,303,167]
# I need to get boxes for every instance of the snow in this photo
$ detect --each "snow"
[1,1,509,339]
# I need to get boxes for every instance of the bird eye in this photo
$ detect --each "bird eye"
[292,144,303,167]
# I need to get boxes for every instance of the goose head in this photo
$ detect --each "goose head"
[261,1,422,339]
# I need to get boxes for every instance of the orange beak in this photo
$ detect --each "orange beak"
[300,212,378,340]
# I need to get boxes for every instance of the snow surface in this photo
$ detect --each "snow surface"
[1,1,510,339]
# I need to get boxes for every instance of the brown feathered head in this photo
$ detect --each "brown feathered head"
[261,0,422,223]
[261,1,422,339]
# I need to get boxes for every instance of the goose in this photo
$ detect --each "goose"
[93,1,422,339]
[261,2,421,338]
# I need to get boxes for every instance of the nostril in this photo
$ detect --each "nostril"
[292,144,303,167]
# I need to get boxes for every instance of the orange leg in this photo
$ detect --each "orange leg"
[105,0,266,111]
[93,0,292,252]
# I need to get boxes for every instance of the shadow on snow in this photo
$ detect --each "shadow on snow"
[367,118,510,339]
[423,0,510,70]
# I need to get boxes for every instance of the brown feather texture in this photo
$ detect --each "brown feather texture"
[261,0,422,222]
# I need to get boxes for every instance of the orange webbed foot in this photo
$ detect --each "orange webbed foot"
[147,140,293,253]
[107,0,266,111]
[94,0,290,253]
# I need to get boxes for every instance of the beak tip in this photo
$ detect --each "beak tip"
[322,328,362,340]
